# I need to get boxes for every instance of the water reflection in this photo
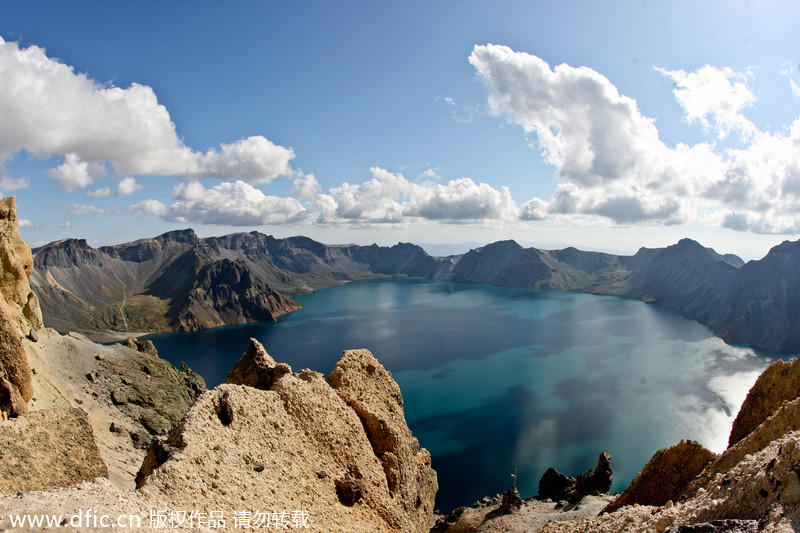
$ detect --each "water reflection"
[148,278,778,514]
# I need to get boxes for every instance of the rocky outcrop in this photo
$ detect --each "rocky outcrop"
[0,196,43,418]
[602,440,715,513]
[538,451,613,502]
[98,340,206,435]
[728,356,800,447]
[224,337,291,390]
[136,341,437,533]
[0,407,107,493]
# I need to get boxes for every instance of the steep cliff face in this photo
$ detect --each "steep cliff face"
[32,231,303,335]
[0,197,42,417]
[711,240,800,353]
[31,230,451,335]
[168,257,301,331]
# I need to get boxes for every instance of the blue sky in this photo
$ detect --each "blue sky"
[1,0,799,260]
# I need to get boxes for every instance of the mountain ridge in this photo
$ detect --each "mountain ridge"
[29,230,800,353]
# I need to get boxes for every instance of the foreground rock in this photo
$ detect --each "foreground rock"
[602,440,715,514]
[0,196,43,418]
[0,407,107,493]
[136,340,436,533]
[538,450,613,502]
[727,356,800,447]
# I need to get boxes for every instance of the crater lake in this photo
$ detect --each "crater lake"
[146,278,777,513]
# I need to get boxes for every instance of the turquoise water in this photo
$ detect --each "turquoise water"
[147,278,776,512]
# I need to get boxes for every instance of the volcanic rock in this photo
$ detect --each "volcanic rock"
[0,407,107,493]
[602,440,715,513]
[728,356,800,447]
[137,346,437,533]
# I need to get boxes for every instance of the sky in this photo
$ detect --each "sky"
[1,0,799,260]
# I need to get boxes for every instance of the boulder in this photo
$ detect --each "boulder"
[327,349,438,531]
[99,343,207,435]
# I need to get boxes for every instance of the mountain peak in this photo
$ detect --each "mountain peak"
[156,228,199,245]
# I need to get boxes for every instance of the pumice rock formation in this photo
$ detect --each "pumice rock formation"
[136,339,437,533]
[0,196,43,418]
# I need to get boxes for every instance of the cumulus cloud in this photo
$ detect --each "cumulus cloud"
[164,180,308,226]
[116,176,141,197]
[292,173,321,199]
[86,187,112,199]
[56,203,107,216]
[0,175,30,192]
[128,199,167,218]
[405,178,518,220]
[657,65,757,139]
[320,167,413,223]
[470,44,800,234]
[45,153,106,192]
[316,167,519,224]
[18,219,40,228]
[0,37,294,188]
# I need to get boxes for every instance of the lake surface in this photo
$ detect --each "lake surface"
[147,278,776,513]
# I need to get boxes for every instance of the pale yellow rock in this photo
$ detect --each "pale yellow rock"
[137,345,437,533]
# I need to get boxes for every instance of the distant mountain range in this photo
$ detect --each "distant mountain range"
[29,229,800,353]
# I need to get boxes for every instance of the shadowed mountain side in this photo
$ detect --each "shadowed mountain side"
[30,229,800,352]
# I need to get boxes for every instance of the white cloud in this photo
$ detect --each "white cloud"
[322,167,412,223]
[18,218,40,228]
[317,167,519,224]
[172,181,208,202]
[292,173,321,199]
[469,44,800,234]
[116,176,141,197]
[0,175,30,191]
[86,187,112,199]
[163,180,308,226]
[128,199,167,218]
[0,37,294,187]
[781,62,800,101]
[56,203,107,216]
[59,221,73,228]
[405,177,519,221]
[45,153,106,192]
[657,65,757,139]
